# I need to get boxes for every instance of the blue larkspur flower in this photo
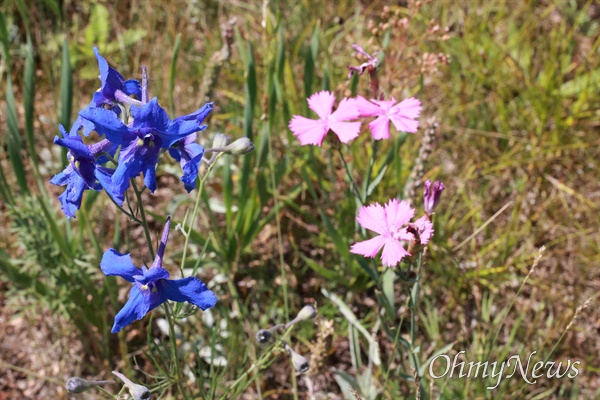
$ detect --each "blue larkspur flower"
[49,118,121,219]
[93,47,142,105]
[168,132,205,192]
[100,217,217,333]
[79,48,142,136]
[80,98,213,199]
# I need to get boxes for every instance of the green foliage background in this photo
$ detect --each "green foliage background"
[0,1,598,399]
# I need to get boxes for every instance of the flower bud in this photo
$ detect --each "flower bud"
[112,371,150,400]
[423,179,445,215]
[65,377,114,394]
[283,342,309,373]
[256,329,272,344]
[223,137,254,155]
[212,133,230,149]
[290,351,310,373]
[295,305,317,322]
[65,377,93,394]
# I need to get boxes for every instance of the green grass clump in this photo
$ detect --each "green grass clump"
[0,1,598,398]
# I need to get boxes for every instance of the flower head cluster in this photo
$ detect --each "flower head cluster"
[50,48,214,218]
[288,91,361,146]
[101,217,216,333]
[288,91,421,146]
[350,198,434,267]
[50,118,121,218]
[288,43,422,146]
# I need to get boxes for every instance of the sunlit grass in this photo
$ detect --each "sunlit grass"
[0,1,598,398]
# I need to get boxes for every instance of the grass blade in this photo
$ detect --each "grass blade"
[6,75,29,194]
[169,33,182,117]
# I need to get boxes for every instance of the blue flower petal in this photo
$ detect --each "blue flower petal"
[111,159,137,198]
[136,267,170,285]
[58,190,78,219]
[94,47,125,104]
[167,120,207,144]
[111,139,160,196]
[123,79,142,99]
[67,119,84,138]
[96,166,124,205]
[131,98,170,134]
[78,104,99,136]
[111,286,150,333]
[168,147,182,162]
[100,249,141,283]
[53,136,94,162]
[173,102,213,124]
[159,277,217,311]
[90,140,119,164]
[79,107,133,145]
[143,161,157,193]
[57,173,87,219]
[50,170,70,186]
[77,159,98,188]
[181,151,203,192]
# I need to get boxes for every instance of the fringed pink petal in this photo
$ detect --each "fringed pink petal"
[289,115,328,146]
[350,236,386,258]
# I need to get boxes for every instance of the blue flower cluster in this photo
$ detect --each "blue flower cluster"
[49,48,222,333]
[102,217,216,333]
[50,48,213,219]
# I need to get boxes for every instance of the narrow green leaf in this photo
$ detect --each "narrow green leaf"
[23,36,44,190]
[41,0,63,20]
[6,75,29,194]
[381,268,395,317]
[36,195,71,260]
[244,41,257,141]
[0,12,10,64]
[302,25,320,103]
[59,39,73,167]
[418,343,454,377]
[223,155,233,228]
[169,33,182,117]
[60,39,72,131]
[15,0,29,36]
[322,288,381,366]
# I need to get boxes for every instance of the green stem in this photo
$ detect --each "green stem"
[179,153,225,276]
[362,139,378,200]
[95,386,116,398]
[130,179,186,397]
[131,180,155,259]
[106,189,140,223]
[408,252,424,392]
[336,146,363,204]
[164,302,187,399]
[267,122,289,318]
